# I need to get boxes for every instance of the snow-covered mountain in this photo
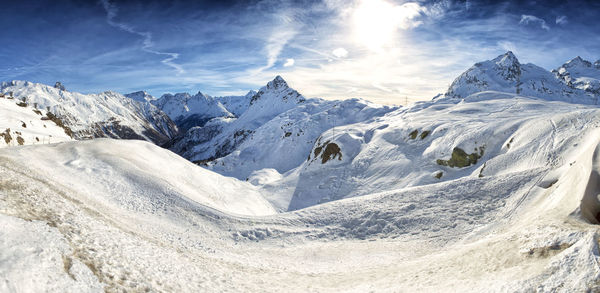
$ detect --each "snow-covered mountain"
[151,91,234,131]
[0,81,178,144]
[445,51,599,104]
[553,56,600,96]
[167,76,397,169]
[207,98,396,180]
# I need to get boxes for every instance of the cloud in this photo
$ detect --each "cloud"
[99,0,184,74]
[332,48,348,58]
[396,2,427,29]
[262,29,297,70]
[519,14,550,30]
[556,15,568,25]
[283,58,295,67]
[498,41,518,54]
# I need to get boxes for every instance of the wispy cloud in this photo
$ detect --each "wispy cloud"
[258,29,298,72]
[99,0,184,74]
[556,15,568,25]
[519,14,550,30]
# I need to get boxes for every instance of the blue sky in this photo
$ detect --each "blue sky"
[1,0,599,105]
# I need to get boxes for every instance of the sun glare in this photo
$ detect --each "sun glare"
[352,0,424,52]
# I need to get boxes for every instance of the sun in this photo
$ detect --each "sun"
[352,0,424,52]
[352,0,400,52]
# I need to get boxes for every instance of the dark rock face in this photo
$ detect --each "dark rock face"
[54,82,66,91]
[436,147,485,168]
[321,143,342,164]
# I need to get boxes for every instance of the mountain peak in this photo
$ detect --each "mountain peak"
[193,91,211,100]
[493,51,520,67]
[490,51,521,82]
[266,75,289,90]
[565,56,592,68]
[249,76,304,106]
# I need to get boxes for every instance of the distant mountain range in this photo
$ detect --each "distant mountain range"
[2,52,599,158]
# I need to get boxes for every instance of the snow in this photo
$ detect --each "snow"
[0,81,177,144]
[553,56,600,95]
[3,93,600,291]
[0,96,73,147]
[0,214,103,292]
[1,139,274,216]
[446,51,599,104]
[218,90,256,117]
[207,98,396,180]
[124,91,156,103]
[3,53,600,291]
[152,91,233,130]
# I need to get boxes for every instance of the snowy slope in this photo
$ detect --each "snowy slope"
[263,92,596,211]
[0,95,73,147]
[445,51,598,104]
[0,81,178,144]
[2,97,600,291]
[1,139,274,216]
[152,91,234,131]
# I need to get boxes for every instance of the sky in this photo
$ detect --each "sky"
[0,0,599,105]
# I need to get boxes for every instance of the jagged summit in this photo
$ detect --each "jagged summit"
[266,75,289,90]
[492,51,521,82]
[250,75,303,106]
[492,51,519,65]
[564,56,593,68]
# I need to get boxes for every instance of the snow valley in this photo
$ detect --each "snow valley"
[2,52,600,292]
